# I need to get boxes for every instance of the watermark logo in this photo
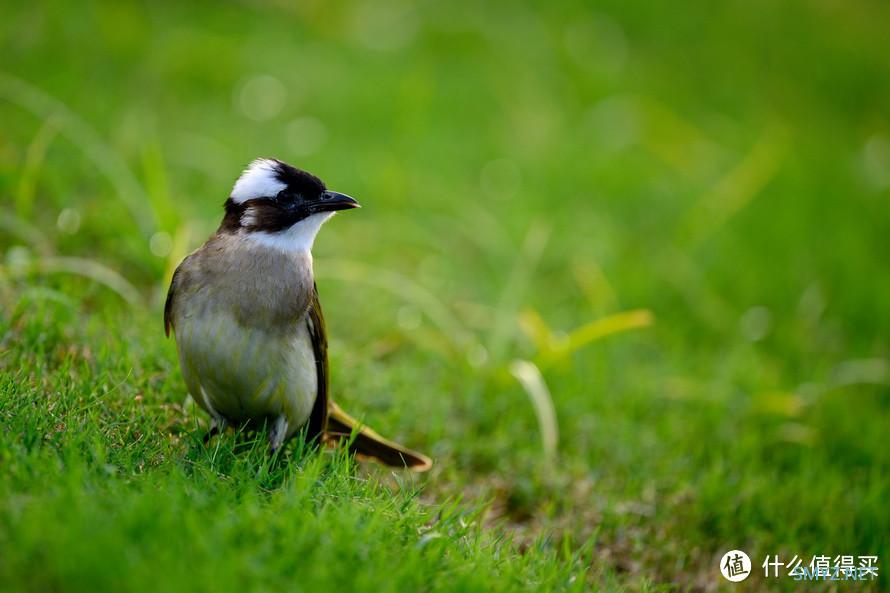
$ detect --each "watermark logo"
[763,555,879,581]
[720,550,752,582]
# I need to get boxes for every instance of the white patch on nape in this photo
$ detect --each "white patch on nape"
[230,158,287,203]
[246,212,335,253]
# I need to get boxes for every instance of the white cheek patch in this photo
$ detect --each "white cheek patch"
[246,212,335,253]
[230,159,287,203]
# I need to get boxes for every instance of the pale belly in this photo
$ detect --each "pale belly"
[173,308,317,439]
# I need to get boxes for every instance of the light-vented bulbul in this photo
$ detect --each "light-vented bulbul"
[164,158,430,470]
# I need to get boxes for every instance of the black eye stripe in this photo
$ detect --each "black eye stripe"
[275,189,303,202]
[241,201,307,232]
[220,196,310,233]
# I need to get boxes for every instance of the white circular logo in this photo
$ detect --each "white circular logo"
[720,550,751,582]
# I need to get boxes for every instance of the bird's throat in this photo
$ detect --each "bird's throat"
[243,212,334,253]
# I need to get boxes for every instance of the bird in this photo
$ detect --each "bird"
[164,158,431,471]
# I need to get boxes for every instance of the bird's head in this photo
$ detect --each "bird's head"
[221,158,359,251]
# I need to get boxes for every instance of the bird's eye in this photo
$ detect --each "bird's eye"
[275,189,303,204]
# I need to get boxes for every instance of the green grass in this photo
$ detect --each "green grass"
[1,0,889,591]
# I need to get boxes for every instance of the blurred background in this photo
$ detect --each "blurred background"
[1,0,888,590]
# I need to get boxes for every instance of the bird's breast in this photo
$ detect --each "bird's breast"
[174,306,318,433]
[169,236,320,436]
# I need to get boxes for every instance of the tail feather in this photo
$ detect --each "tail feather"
[325,401,432,472]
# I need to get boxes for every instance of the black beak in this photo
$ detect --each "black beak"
[310,191,360,213]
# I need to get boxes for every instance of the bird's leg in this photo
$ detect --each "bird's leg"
[203,416,228,444]
[268,415,289,454]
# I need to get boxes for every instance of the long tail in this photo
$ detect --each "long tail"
[325,401,432,472]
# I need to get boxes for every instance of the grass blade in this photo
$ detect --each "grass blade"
[509,359,559,460]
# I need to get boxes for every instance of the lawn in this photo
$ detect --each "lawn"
[1,1,888,591]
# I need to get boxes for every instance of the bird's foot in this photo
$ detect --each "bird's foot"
[203,417,228,444]
[268,415,289,455]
